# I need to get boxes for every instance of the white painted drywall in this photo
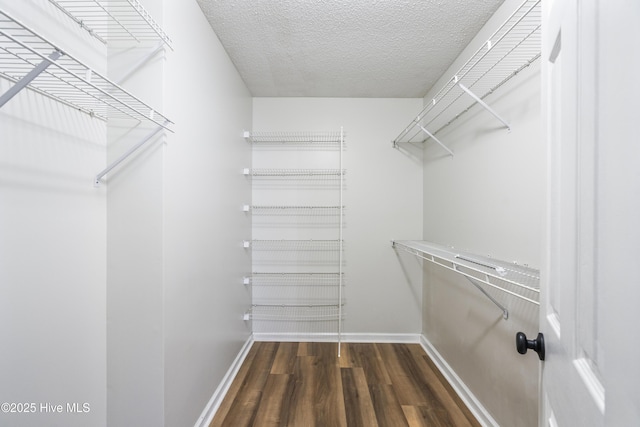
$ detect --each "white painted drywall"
[252,98,424,338]
[0,2,107,426]
[162,0,252,426]
[106,0,252,425]
[420,0,543,425]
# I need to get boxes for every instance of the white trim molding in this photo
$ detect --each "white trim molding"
[253,332,421,344]
[419,334,498,427]
[194,335,255,427]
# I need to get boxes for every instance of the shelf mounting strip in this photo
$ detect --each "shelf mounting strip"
[393,0,541,151]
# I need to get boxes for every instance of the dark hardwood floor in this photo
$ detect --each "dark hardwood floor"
[210,342,481,427]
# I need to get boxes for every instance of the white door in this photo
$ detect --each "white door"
[541,1,640,426]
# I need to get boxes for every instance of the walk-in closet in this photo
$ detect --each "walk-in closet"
[2,0,639,426]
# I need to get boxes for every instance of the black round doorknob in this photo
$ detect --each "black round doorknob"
[516,332,545,361]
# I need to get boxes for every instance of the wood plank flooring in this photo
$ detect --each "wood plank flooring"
[210,342,481,427]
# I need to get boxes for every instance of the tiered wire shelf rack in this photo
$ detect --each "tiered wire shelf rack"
[244,129,346,355]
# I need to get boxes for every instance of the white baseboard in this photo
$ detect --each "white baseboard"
[253,332,421,343]
[419,334,498,427]
[194,335,255,427]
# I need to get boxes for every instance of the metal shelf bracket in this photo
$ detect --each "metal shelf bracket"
[418,124,454,156]
[0,49,62,108]
[457,81,511,131]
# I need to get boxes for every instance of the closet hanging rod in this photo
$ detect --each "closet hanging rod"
[0,11,173,128]
[94,122,166,186]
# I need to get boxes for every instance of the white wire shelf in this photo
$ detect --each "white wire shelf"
[247,205,344,214]
[47,0,172,48]
[244,130,344,145]
[249,272,344,286]
[392,240,539,306]
[0,10,172,129]
[393,0,541,149]
[244,305,344,321]
[247,239,343,251]
[244,168,345,177]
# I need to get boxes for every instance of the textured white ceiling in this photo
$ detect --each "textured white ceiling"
[196,0,505,98]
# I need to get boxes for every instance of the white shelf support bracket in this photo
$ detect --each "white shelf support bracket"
[465,276,509,320]
[458,83,511,131]
[418,124,454,157]
[0,49,62,108]
[114,42,165,87]
[94,122,166,186]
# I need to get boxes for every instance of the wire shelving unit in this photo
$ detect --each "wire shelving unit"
[245,129,346,354]
[392,0,541,152]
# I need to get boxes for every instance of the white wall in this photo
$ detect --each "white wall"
[253,98,423,338]
[106,0,253,425]
[0,1,107,426]
[105,0,166,424]
[0,1,251,426]
[419,0,543,425]
[163,1,252,426]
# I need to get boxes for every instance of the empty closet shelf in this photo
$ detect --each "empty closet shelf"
[393,0,540,147]
[248,205,344,213]
[244,130,344,145]
[48,0,173,47]
[0,10,172,129]
[250,272,344,286]
[248,240,343,251]
[244,168,345,177]
[244,305,344,321]
[392,240,539,305]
